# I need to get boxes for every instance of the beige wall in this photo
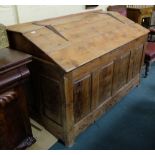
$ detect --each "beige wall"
[0,5,108,26]
[0,6,18,25]
[17,5,86,23]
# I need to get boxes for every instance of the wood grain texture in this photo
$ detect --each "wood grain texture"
[26,39,146,146]
[40,75,63,125]
[7,10,149,72]
[112,52,130,94]
[92,62,113,109]
[74,74,140,138]
[5,11,149,146]
[0,48,31,73]
[73,74,91,123]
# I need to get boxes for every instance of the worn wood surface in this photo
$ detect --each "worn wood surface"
[7,10,149,72]
[6,11,149,146]
[0,48,31,73]
[24,36,147,146]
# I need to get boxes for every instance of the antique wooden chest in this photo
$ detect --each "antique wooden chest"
[0,48,35,149]
[6,10,149,146]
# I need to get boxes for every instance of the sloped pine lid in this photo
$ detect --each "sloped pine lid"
[7,10,149,72]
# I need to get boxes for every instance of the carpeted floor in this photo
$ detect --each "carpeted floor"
[50,63,155,150]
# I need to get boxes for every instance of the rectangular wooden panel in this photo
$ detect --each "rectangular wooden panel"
[92,62,113,109]
[128,44,144,81]
[39,75,63,125]
[127,50,134,82]
[99,62,114,103]
[132,45,144,77]
[112,52,130,94]
[73,75,91,123]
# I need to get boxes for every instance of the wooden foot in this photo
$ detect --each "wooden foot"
[65,139,74,147]
[64,133,75,147]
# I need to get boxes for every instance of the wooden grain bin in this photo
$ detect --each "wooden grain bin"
[6,10,149,146]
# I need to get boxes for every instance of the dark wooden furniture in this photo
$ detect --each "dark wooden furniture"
[0,48,35,149]
[127,6,154,27]
[6,10,149,146]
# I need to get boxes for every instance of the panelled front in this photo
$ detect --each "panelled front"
[72,43,144,124]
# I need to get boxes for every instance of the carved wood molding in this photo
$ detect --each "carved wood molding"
[0,91,17,108]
